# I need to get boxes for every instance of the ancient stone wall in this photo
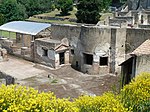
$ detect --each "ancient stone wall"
[115,17,134,25]
[128,0,150,10]
[115,28,126,74]
[51,24,81,49]
[34,39,58,68]
[0,38,13,53]
[75,26,112,74]
[109,19,127,27]
[0,48,8,62]
[109,28,126,74]
[135,55,150,75]
[138,24,150,28]
[126,28,150,53]
[73,26,127,75]
[51,24,81,41]
[51,24,81,63]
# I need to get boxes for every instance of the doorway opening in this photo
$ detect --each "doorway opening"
[83,53,93,65]
[59,52,65,65]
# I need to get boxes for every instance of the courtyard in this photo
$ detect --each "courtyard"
[0,55,120,98]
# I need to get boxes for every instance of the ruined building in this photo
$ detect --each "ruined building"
[128,0,150,10]
[1,1,150,78]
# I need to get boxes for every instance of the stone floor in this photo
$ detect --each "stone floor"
[0,55,121,99]
[0,56,48,79]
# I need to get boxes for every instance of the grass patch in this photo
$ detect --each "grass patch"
[100,13,113,21]
[0,30,16,39]
[27,7,112,25]
[37,8,77,19]
[51,79,58,84]
[27,17,76,25]
[27,8,77,25]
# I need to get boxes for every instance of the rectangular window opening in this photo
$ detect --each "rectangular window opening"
[83,53,93,65]
[71,49,74,55]
[100,57,108,66]
[42,48,48,56]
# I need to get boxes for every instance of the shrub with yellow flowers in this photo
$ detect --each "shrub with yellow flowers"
[0,84,78,112]
[74,92,128,112]
[120,72,150,112]
[0,72,149,112]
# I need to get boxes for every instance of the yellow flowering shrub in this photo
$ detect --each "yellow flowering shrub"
[120,72,150,112]
[74,92,128,112]
[0,84,78,112]
[0,72,149,112]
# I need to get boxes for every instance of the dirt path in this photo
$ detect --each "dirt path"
[22,65,120,98]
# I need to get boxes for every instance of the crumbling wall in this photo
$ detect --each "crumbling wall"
[128,0,148,10]
[51,24,81,63]
[115,28,126,74]
[115,17,134,25]
[51,24,81,41]
[0,47,8,62]
[75,26,112,74]
[0,38,13,53]
[109,28,126,74]
[109,19,127,27]
[73,26,126,75]
[135,55,150,75]
[34,39,57,68]
[126,28,150,53]
[51,24,81,49]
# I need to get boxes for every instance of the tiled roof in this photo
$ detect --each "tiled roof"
[131,39,150,56]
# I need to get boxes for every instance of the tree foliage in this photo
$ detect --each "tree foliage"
[0,0,54,23]
[101,0,112,11]
[17,0,54,17]
[0,13,5,25]
[76,0,112,24]
[56,0,73,15]
[0,0,27,23]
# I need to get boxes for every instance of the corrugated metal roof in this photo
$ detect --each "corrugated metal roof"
[131,39,150,56]
[0,21,51,35]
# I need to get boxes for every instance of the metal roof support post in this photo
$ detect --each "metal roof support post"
[32,35,34,41]
[22,34,24,47]
[1,30,2,37]
[9,32,10,39]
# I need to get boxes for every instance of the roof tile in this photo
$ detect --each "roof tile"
[131,39,150,56]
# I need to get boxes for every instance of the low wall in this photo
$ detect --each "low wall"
[115,17,134,24]
[33,15,77,22]
[126,28,150,53]
[109,19,127,27]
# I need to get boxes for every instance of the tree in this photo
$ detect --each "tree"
[56,0,73,15]
[0,13,4,25]
[76,0,112,24]
[101,0,112,12]
[17,0,54,17]
[0,0,27,22]
[76,0,101,24]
